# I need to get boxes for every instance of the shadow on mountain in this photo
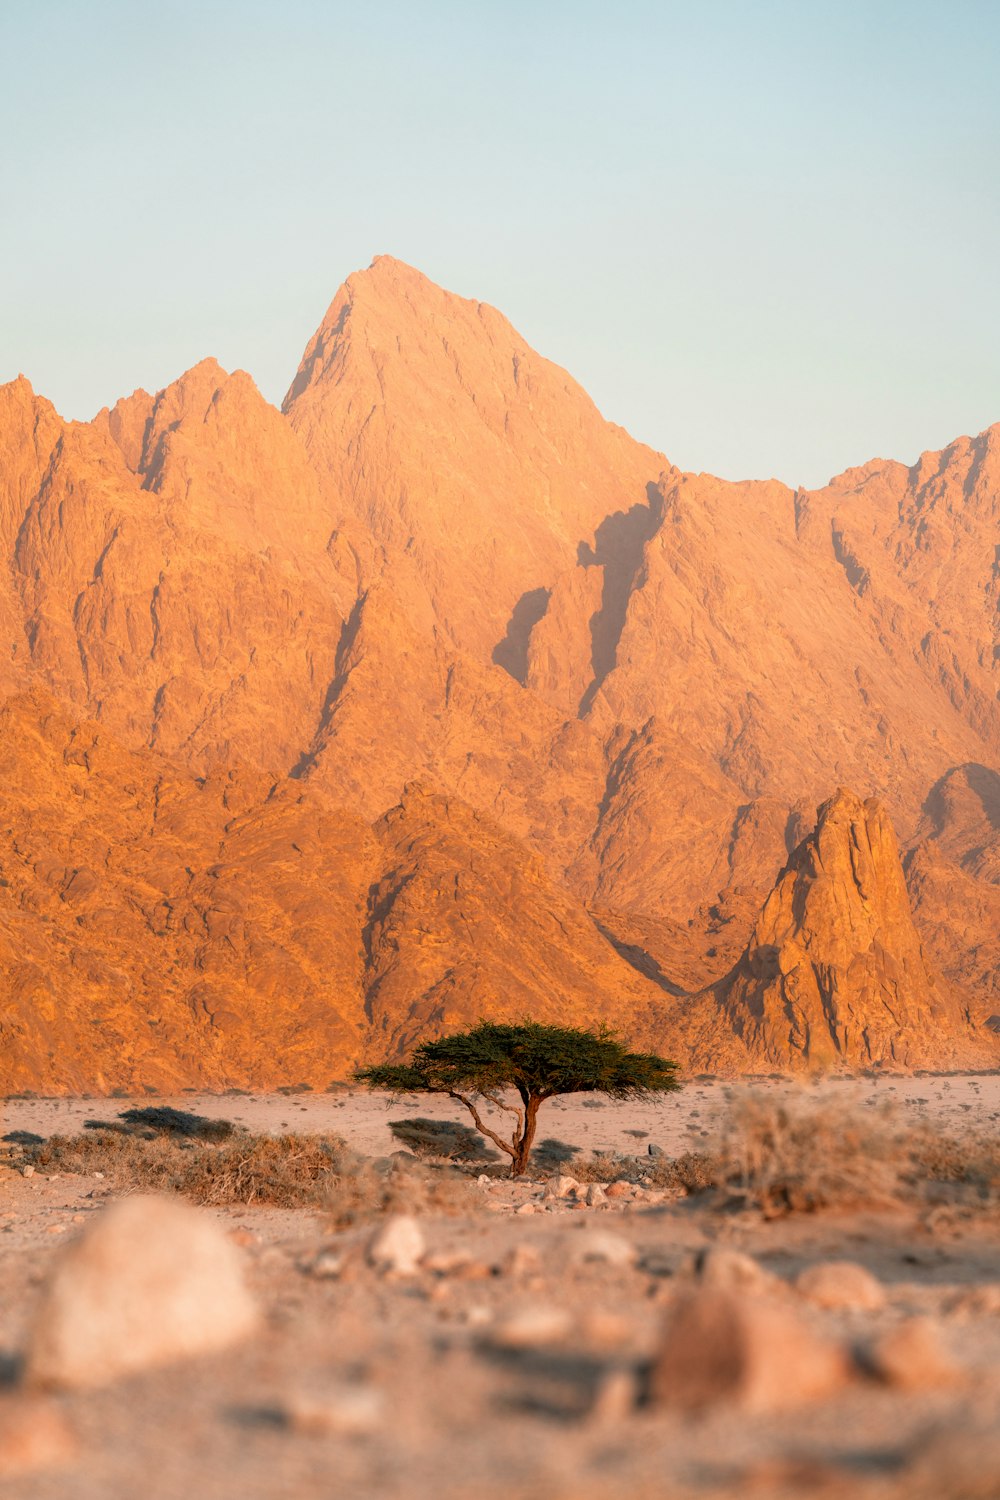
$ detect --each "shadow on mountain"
[578,487,662,716]
[922,763,1000,835]
[492,587,551,683]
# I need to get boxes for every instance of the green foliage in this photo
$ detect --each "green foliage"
[356,1020,680,1102]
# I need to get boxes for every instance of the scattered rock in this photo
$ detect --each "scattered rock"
[796,1261,885,1311]
[649,1288,849,1413]
[605,1181,632,1200]
[24,1195,259,1390]
[865,1317,959,1389]
[586,1184,608,1207]
[647,1144,665,1158]
[546,1176,581,1201]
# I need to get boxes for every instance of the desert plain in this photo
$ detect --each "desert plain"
[1,1074,999,1499]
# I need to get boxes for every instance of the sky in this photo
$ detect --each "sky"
[1,0,997,487]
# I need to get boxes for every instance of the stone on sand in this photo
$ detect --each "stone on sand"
[795,1260,885,1311]
[24,1195,258,1390]
[867,1317,959,1389]
[694,1246,777,1295]
[367,1214,425,1276]
[649,1287,849,1413]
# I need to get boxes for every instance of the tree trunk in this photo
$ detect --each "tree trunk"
[510,1093,541,1176]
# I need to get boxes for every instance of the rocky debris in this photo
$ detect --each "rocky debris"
[23,1195,259,1389]
[366,1215,425,1276]
[864,1317,959,1390]
[0,1395,76,1477]
[795,1261,886,1311]
[649,1288,850,1413]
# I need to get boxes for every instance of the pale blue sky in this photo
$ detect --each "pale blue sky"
[1,1,997,485]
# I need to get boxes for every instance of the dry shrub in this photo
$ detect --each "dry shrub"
[19,1129,345,1208]
[713,1088,1000,1216]
[567,1089,1000,1215]
[12,1119,473,1218]
[570,1149,720,1192]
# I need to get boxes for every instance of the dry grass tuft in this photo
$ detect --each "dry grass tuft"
[567,1088,1000,1216]
[712,1088,1000,1216]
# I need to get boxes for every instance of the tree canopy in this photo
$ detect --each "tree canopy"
[355,1020,680,1175]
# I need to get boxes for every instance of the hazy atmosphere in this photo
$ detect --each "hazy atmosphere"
[2,0,998,483]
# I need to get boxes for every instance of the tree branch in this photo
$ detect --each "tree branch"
[448,1090,515,1159]
[481,1090,524,1136]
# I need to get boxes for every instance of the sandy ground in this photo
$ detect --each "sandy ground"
[6,1071,1000,1158]
[1,1076,999,1499]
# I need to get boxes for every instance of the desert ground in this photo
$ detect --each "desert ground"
[1,1075,999,1499]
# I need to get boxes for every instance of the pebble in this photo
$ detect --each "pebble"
[282,1386,383,1436]
[367,1215,425,1276]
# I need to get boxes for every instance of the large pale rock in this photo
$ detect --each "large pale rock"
[649,1288,849,1413]
[24,1196,259,1389]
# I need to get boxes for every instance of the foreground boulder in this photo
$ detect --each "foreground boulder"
[24,1195,259,1389]
[649,1287,849,1413]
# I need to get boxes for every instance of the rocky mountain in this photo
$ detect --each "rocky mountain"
[0,257,997,1090]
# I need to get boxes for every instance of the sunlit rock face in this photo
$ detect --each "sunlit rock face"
[0,257,997,1088]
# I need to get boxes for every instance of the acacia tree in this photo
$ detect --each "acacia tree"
[355,1020,681,1177]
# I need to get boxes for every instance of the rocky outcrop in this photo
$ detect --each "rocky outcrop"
[710,789,993,1068]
